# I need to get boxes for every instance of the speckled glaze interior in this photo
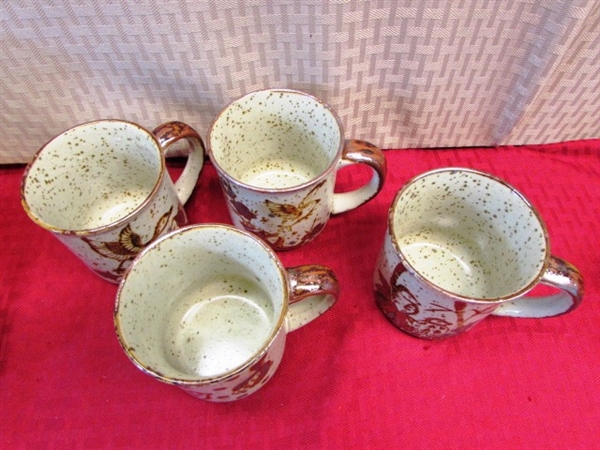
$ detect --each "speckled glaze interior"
[209,89,342,189]
[115,225,286,382]
[22,121,163,232]
[391,169,549,300]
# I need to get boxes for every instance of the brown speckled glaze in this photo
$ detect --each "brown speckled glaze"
[208,89,387,250]
[374,168,583,339]
[114,224,338,402]
[21,120,205,283]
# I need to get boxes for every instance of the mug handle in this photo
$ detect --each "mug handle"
[286,265,339,332]
[153,121,206,204]
[492,256,584,318]
[332,139,387,214]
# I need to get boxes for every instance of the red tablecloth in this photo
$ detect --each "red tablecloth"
[2,141,599,449]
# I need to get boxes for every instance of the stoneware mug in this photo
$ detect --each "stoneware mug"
[21,120,205,283]
[207,88,387,250]
[114,224,339,402]
[374,168,583,339]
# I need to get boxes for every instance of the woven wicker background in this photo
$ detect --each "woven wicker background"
[1,0,599,163]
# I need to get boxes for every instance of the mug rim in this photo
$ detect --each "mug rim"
[20,119,166,236]
[114,223,289,387]
[206,88,345,194]
[388,167,551,304]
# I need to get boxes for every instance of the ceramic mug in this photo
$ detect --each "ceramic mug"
[374,168,584,339]
[114,224,339,402]
[207,88,387,250]
[21,120,205,283]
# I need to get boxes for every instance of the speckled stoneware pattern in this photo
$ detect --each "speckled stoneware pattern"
[21,120,205,283]
[374,168,583,339]
[114,224,338,402]
[208,89,387,250]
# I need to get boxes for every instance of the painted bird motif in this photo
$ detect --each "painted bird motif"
[82,206,177,280]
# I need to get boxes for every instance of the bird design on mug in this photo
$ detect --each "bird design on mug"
[221,177,328,249]
[265,179,324,230]
[374,261,498,338]
[82,205,183,280]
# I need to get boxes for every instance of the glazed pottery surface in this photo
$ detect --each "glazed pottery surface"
[374,168,583,339]
[114,224,339,402]
[208,88,387,250]
[21,120,205,282]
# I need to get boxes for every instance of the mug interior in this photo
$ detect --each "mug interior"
[209,89,342,189]
[22,121,163,232]
[391,169,549,300]
[115,225,286,382]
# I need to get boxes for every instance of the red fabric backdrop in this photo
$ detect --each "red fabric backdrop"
[1,140,599,449]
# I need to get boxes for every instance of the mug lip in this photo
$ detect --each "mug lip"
[113,223,289,387]
[388,167,552,304]
[20,119,166,236]
[206,88,345,194]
